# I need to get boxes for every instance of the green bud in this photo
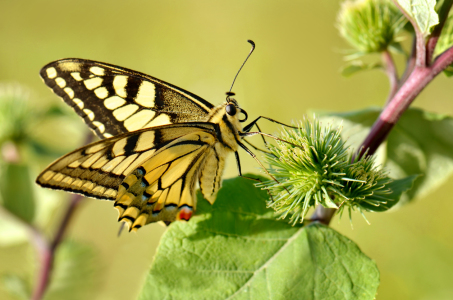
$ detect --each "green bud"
[259,118,394,225]
[337,0,405,55]
[0,83,32,146]
[338,153,393,220]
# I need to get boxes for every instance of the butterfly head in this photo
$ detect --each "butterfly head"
[225,92,248,123]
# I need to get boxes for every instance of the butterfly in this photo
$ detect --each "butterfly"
[36,41,290,231]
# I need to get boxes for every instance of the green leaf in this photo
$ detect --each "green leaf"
[395,0,439,37]
[0,163,35,223]
[341,61,382,77]
[44,240,100,300]
[0,274,30,300]
[320,107,453,203]
[139,176,379,300]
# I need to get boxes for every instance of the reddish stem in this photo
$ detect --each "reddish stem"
[400,38,417,86]
[382,50,399,105]
[31,133,93,300]
[313,16,453,224]
[426,0,453,64]
[31,194,84,300]
[360,45,453,157]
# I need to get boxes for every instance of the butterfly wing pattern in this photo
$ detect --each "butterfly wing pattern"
[37,59,246,231]
[40,59,214,139]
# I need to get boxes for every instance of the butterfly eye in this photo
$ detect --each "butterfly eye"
[226,104,237,116]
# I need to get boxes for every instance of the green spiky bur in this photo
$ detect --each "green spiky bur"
[259,118,394,225]
[338,153,393,223]
[337,0,405,56]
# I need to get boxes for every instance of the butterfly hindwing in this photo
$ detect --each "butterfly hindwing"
[40,58,214,139]
[36,122,218,205]
[115,128,219,231]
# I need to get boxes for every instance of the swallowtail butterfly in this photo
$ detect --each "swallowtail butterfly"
[36,41,288,231]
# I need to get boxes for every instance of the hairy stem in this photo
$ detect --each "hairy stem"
[360,45,453,157]
[382,50,399,105]
[400,37,416,85]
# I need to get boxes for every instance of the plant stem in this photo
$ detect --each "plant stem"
[31,193,84,300]
[400,37,416,86]
[314,29,453,226]
[31,133,93,300]
[360,45,453,157]
[426,0,453,64]
[311,206,336,225]
[382,50,399,105]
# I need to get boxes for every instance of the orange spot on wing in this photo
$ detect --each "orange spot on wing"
[177,206,193,221]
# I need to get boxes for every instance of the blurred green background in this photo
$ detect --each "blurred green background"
[1,1,453,299]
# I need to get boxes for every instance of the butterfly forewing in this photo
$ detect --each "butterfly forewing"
[36,123,218,206]
[40,59,214,139]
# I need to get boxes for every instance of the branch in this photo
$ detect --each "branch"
[31,132,94,300]
[382,50,399,105]
[310,206,336,225]
[426,0,453,64]
[391,0,427,67]
[31,193,84,300]
[399,37,417,86]
[359,43,453,157]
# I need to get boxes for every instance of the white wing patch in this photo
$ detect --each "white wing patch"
[135,81,156,107]
[113,75,128,98]
[124,109,156,131]
[46,67,57,79]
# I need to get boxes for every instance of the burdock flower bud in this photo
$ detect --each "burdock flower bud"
[260,118,394,225]
[337,153,394,222]
[260,119,349,225]
[337,0,405,54]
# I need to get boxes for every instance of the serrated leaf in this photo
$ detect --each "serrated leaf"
[44,240,100,300]
[320,107,453,203]
[396,0,439,37]
[0,163,35,223]
[1,274,30,300]
[341,61,382,77]
[139,176,379,300]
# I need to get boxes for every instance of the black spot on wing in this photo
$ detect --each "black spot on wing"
[125,76,140,101]
[124,134,140,155]
[153,85,165,110]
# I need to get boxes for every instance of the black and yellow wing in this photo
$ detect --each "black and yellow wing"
[36,122,219,228]
[40,58,214,139]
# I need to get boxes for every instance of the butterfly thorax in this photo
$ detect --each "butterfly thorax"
[207,101,244,152]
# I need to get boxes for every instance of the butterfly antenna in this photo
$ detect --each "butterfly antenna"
[227,40,256,99]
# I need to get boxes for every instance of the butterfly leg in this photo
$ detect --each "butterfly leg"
[243,139,271,155]
[234,151,277,202]
[239,131,299,147]
[234,151,262,182]
[243,116,297,133]
[237,143,291,196]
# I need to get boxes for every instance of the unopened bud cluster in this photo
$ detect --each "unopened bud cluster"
[337,0,405,54]
[259,118,393,224]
